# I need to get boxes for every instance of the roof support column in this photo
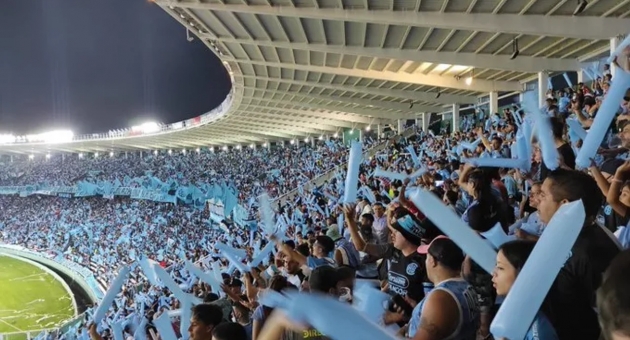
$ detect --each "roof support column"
[611,36,621,79]
[452,104,460,133]
[422,113,429,133]
[538,72,549,108]
[397,119,404,134]
[489,91,499,115]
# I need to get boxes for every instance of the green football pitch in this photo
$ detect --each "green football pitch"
[0,255,76,336]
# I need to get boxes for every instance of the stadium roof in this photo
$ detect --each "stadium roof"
[2,0,629,155]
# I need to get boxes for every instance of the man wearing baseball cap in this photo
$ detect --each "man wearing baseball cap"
[405,236,480,339]
[342,203,435,314]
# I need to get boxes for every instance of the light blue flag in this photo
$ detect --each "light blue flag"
[491,200,585,340]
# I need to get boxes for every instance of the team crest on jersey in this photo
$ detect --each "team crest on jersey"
[406,263,418,275]
[605,205,612,216]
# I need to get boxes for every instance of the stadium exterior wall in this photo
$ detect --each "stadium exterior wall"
[0,245,99,304]
[0,252,78,317]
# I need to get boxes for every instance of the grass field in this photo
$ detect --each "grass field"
[0,255,76,336]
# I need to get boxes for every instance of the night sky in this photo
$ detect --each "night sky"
[0,0,230,135]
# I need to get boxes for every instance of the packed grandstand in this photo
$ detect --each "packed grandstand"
[2,2,630,340]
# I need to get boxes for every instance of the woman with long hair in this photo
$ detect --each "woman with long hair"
[493,240,559,339]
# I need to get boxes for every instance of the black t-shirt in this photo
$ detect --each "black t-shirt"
[374,244,428,301]
[543,224,620,340]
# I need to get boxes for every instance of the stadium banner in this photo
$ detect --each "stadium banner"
[208,198,225,223]
[0,175,240,207]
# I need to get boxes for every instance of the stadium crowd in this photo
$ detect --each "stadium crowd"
[1,58,630,340]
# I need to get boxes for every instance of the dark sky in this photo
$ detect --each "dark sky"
[0,0,230,135]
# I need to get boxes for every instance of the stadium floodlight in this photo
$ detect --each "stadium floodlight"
[196,148,200,153]
[109,151,114,157]
[236,145,242,150]
[131,122,160,134]
[319,135,324,140]
[210,147,215,152]
[94,152,99,158]
[290,139,295,145]
[262,142,267,147]
[154,150,158,155]
[182,149,186,154]
[168,149,173,155]
[366,126,371,131]
[26,130,74,144]
[28,154,34,160]
[46,153,51,159]
[79,153,84,159]
[333,132,339,138]
[350,130,354,135]
[222,146,228,151]
[304,137,309,142]
[250,144,255,149]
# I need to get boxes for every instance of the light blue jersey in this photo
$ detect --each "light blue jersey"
[408,279,479,339]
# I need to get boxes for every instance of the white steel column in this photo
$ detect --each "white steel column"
[452,104,460,133]
[489,91,499,114]
[610,36,620,79]
[377,124,383,138]
[538,72,549,108]
[397,119,404,134]
[577,69,585,84]
[422,112,429,132]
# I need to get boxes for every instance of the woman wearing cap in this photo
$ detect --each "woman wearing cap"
[405,236,479,340]
[492,240,558,340]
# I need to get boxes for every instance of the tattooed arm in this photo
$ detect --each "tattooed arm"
[411,290,460,340]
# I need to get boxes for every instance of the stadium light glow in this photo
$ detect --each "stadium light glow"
[333,133,338,138]
[29,154,34,160]
[25,130,74,144]
[131,122,160,134]
[79,153,84,159]
[0,134,16,144]
[236,145,242,150]
[262,143,267,147]
[319,135,324,140]
[168,149,172,155]
[304,137,309,142]
[154,150,158,155]
[109,151,114,157]
[290,139,295,145]
[182,149,186,154]
[366,126,371,131]
[196,148,200,153]
[465,76,473,86]
[46,153,51,159]
[94,152,99,158]
[250,144,255,149]
[222,146,228,151]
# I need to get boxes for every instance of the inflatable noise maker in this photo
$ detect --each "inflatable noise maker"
[576,69,630,169]
[373,167,427,182]
[92,266,130,324]
[343,141,363,204]
[491,200,586,340]
[462,157,528,170]
[257,290,398,340]
[408,189,497,274]
[481,223,516,249]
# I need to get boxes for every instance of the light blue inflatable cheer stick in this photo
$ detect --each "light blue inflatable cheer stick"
[490,200,585,340]
[92,266,130,324]
[408,189,496,274]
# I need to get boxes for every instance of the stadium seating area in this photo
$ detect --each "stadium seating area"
[1,63,630,340]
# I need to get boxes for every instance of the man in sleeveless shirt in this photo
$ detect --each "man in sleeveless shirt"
[406,236,480,340]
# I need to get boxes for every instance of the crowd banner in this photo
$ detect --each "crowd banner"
[233,204,250,227]
[0,176,239,208]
